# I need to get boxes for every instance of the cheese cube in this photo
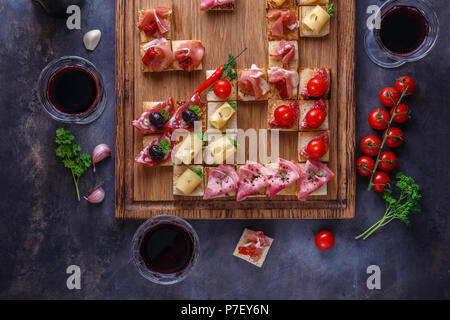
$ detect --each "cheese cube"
[300,6,331,37]
[173,133,203,165]
[173,165,204,197]
[208,102,236,130]
[205,135,237,165]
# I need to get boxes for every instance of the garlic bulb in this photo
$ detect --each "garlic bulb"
[84,187,105,204]
[92,144,111,172]
[83,29,102,51]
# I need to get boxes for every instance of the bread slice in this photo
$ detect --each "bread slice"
[267,100,299,131]
[172,40,204,71]
[299,99,329,131]
[173,165,204,197]
[298,0,329,5]
[140,41,174,72]
[268,40,299,70]
[137,8,172,43]
[205,69,238,102]
[298,130,330,162]
[237,68,270,101]
[266,8,299,41]
[298,67,331,99]
[204,166,237,200]
[142,135,173,166]
[233,228,274,268]
[300,6,330,37]
[267,0,298,10]
[208,2,235,10]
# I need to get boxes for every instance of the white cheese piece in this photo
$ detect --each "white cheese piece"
[174,133,202,165]
[176,169,202,195]
[302,5,330,34]
[206,136,236,165]
[209,102,236,130]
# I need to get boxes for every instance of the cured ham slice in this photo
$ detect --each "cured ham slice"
[270,40,296,69]
[268,67,299,100]
[236,161,272,201]
[137,7,171,38]
[142,38,174,72]
[135,131,173,167]
[300,131,329,159]
[301,99,328,129]
[132,98,175,134]
[174,41,205,71]
[203,165,239,200]
[298,160,334,201]
[165,93,204,131]
[238,65,269,100]
[269,101,299,128]
[266,158,302,197]
[200,0,235,11]
[301,67,329,99]
[238,230,271,263]
[266,9,299,37]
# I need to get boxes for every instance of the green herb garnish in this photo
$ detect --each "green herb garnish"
[195,132,208,142]
[55,128,92,201]
[226,135,238,148]
[158,140,171,154]
[326,3,335,17]
[307,169,327,180]
[281,172,288,181]
[189,105,203,117]
[191,168,203,178]
[160,108,170,121]
[222,54,238,81]
[227,101,237,110]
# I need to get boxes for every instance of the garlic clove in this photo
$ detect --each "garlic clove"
[83,29,102,51]
[92,143,111,173]
[84,187,105,204]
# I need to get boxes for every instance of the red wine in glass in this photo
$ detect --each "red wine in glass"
[379,6,429,55]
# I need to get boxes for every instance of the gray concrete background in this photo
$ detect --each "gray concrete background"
[0,0,449,299]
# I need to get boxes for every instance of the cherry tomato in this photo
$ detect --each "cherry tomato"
[315,230,335,251]
[360,135,381,156]
[305,108,326,128]
[213,79,232,99]
[274,105,295,127]
[368,108,390,130]
[379,87,400,107]
[395,76,415,95]
[356,156,375,177]
[371,171,390,192]
[142,47,159,64]
[390,103,410,124]
[306,139,327,159]
[378,151,397,172]
[307,77,327,97]
[383,127,404,148]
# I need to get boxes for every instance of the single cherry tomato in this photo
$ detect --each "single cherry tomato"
[274,105,295,127]
[371,171,390,192]
[390,103,410,124]
[395,76,415,95]
[383,127,404,148]
[378,151,397,172]
[356,156,376,177]
[307,77,327,97]
[368,108,390,130]
[213,79,232,99]
[315,230,335,251]
[379,87,400,107]
[142,47,159,64]
[306,139,327,159]
[305,108,326,128]
[360,135,381,156]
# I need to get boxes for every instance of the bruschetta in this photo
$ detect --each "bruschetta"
[268,67,299,100]
[265,158,302,197]
[300,5,331,37]
[137,7,172,43]
[132,98,175,134]
[266,8,299,41]
[172,40,205,71]
[203,165,239,200]
[297,160,334,200]
[135,131,174,167]
[205,70,238,102]
[237,65,270,101]
[233,229,273,268]
[299,67,331,99]
[298,130,330,162]
[299,99,329,131]
[268,40,299,70]
[140,38,174,72]
[267,100,300,131]
[165,93,206,132]
[173,165,204,197]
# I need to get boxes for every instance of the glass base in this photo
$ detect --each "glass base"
[364,30,406,69]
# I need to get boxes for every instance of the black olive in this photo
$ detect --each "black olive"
[182,109,199,126]
[149,145,164,161]
[149,112,165,129]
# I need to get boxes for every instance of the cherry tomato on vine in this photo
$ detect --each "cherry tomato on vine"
[360,135,381,156]
[379,87,400,107]
[306,139,327,159]
[274,105,295,127]
[315,230,335,250]
[383,127,404,148]
[307,77,327,97]
[213,79,232,99]
[395,76,415,95]
[356,156,376,176]
[390,103,410,124]
[305,108,326,128]
[368,108,390,130]
[378,151,397,172]
[371,171,390,192]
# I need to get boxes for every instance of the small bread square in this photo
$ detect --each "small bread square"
[204,167,237,199]
[233,229,274,268]
[208,2,235,10]
[140,41,174,72]
[268,41,299,70]
[206,70,238,101]
[298,0,329,5]
[143,101,163,112]
[299,67,331,99]
[207,102,238,132]
[268,69,299,100]
[142,135,173,166]
[298,163,328,197]
[137,8,172,43]
[298,131,330,162]
[266,8,299,41]
[300,6,330,37]
[237,69,270,101]
[267,100,299,131]
[171,40,204,71]
[176,100,207,132]
[173,165,204,197]
[265,162,299,196]
[267,0,298,10]
[236,166,267,197]
[299,99,329,131]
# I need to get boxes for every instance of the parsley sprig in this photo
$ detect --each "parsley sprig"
[223,54,238,81]
[356,173,422,240]
[55,128,92,201]
[326,3,335,17]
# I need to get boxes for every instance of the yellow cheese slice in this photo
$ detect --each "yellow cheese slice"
[302,5,330,34]
[176,169,202,195]
[209,102,236,130]
[174,133,202,165]
[207,136,236,164]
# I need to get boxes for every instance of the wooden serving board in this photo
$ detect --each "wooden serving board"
[115,0,356,219]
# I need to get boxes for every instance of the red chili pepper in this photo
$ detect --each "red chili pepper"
[194,65,224,95]
[238,246,256,256]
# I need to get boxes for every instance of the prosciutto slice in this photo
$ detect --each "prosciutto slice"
[132,98,175,134]
[298,160,335,201]
[200,0,235,11]
[165,93,203,131]
[137,7,171,38]
[135,131,173,167]
[236,161,272,201]
[238,231,271,263]
[238,64,269,99]
[301,68,329,99]
[203,165,239,200]
[268,67,299,100]
[300,131,329,159]
[266,158,302,197]
[142,38,174,72]
[270,40,296,68]
[174,41,205,71]
[266,9,299,37]
[269,101,299,128]
[301,99,328,129]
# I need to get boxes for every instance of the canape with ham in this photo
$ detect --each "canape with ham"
[298,160,334,200]
[268,67,299,100]
[172,40,205,71]
[237,65,270,101]
[137,7,172,42]
[200,0,235,11]
[266,158,302,197]
[299,67,331,99]
[132,98,175,134]
[267,100,300,131]
[135,131,173,167]
[140,38,174,72]
[269,40,298,69]
[300,99,329,131]
[233,229,273,268]
[165,93,205,131]
[203,165,239,199]
[236,161,272,201]
[266,9,299,41]
[298,131,330,162]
